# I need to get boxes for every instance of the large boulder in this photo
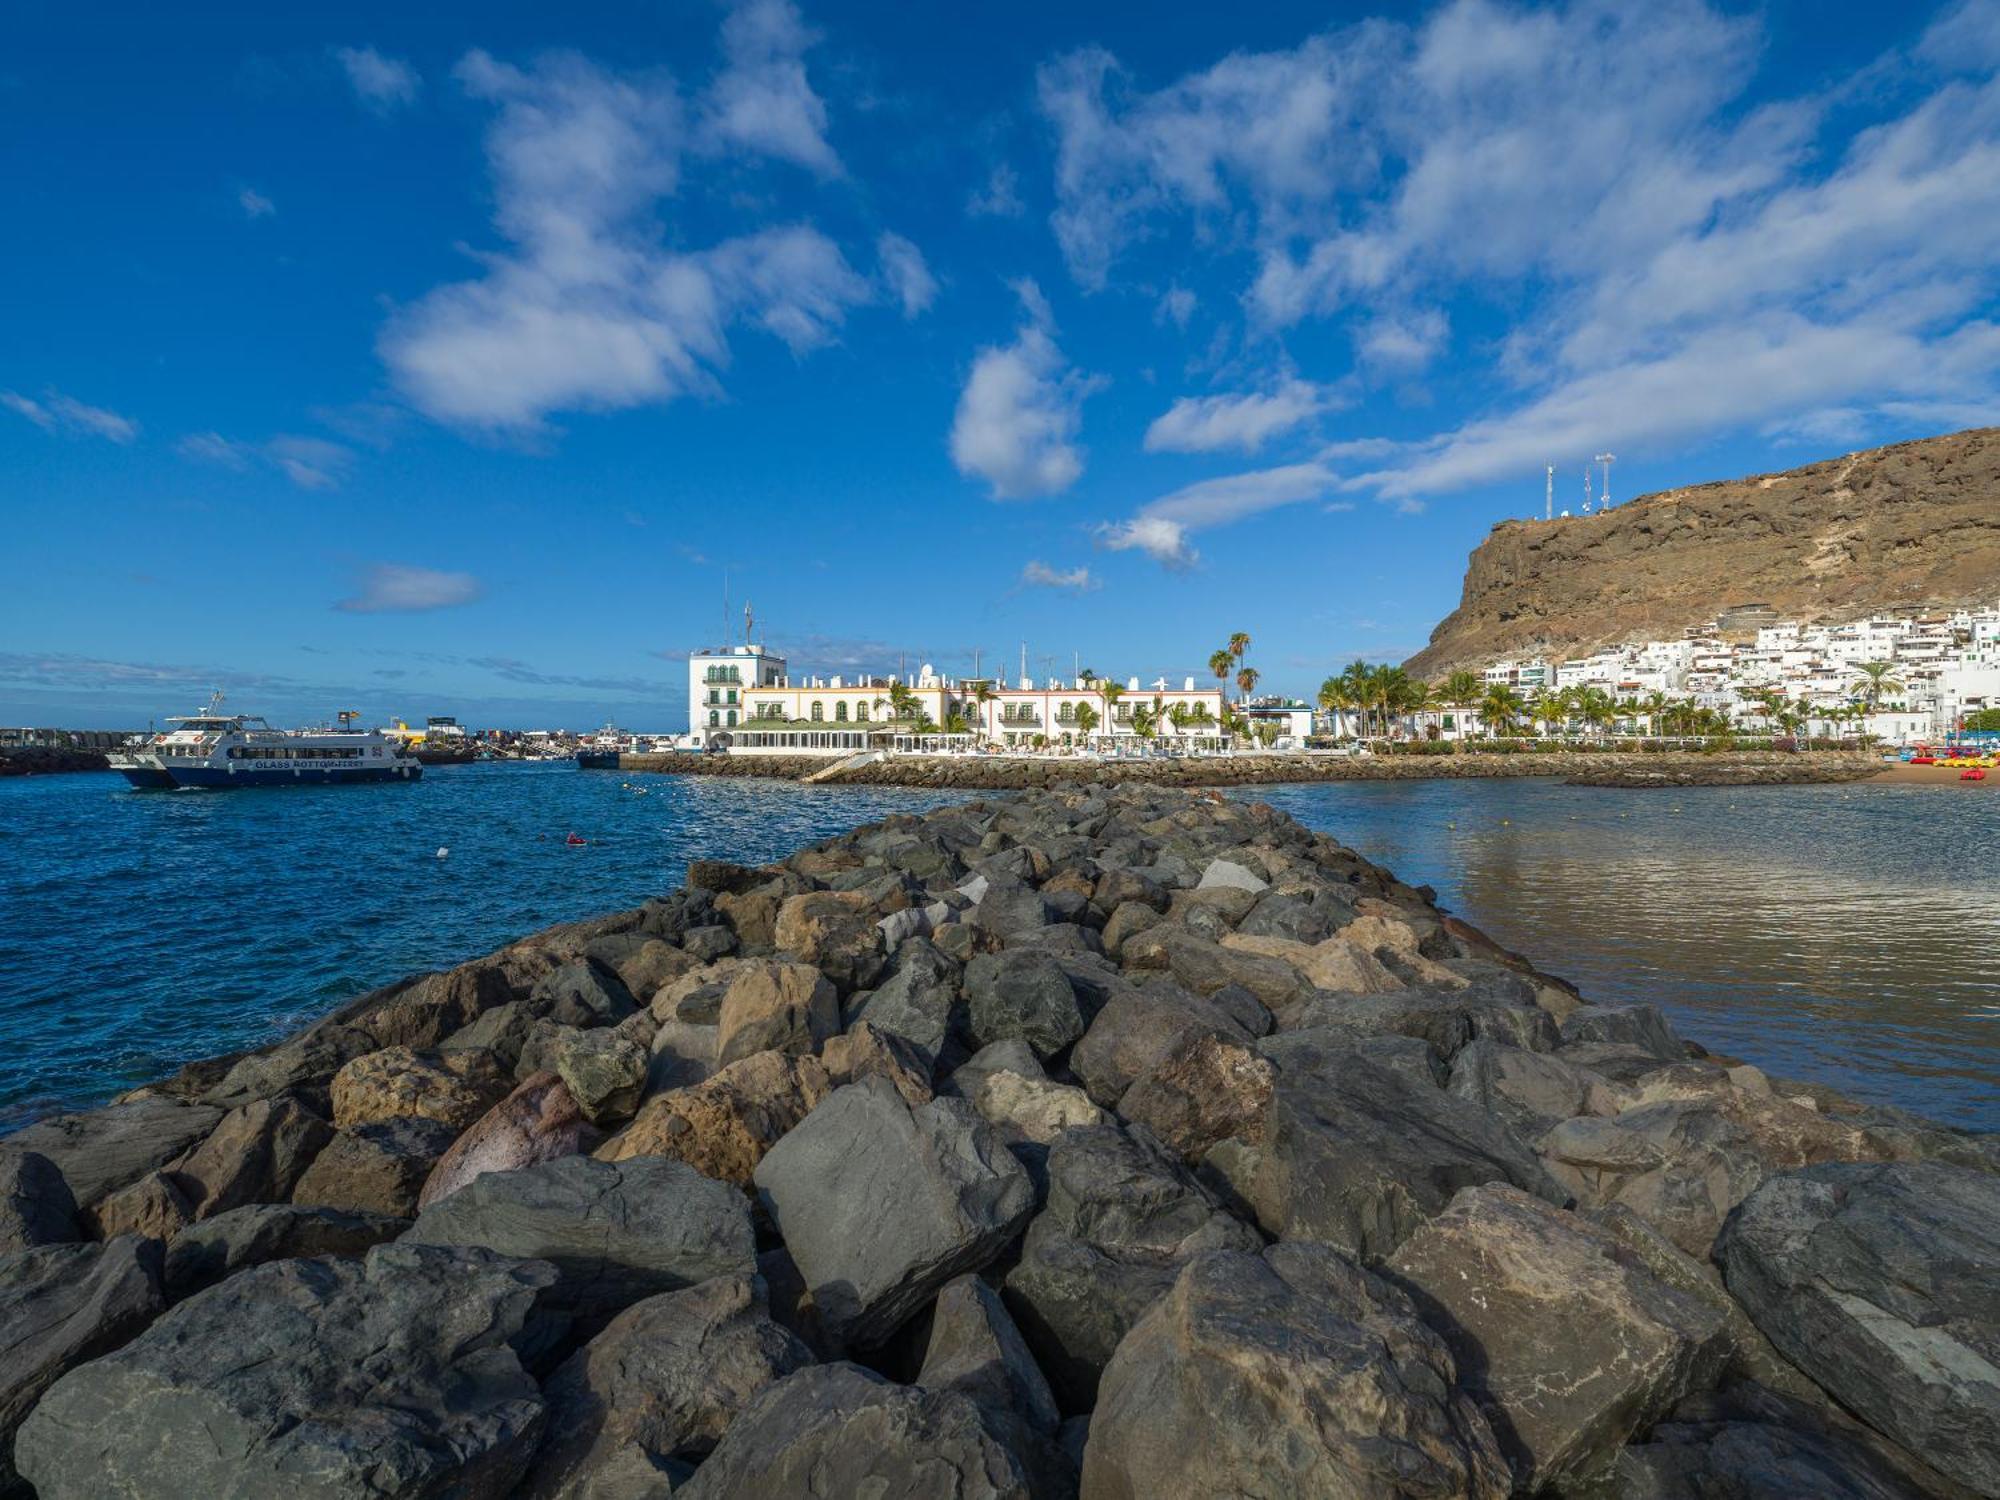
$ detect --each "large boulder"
[597,1050,831,1187]
[14,1244,554,1500]
[1068,983,1257,1109]
[850,938,965,1067]
[821,1020,933,1106]
[418,1071,597,1211]
[517,1273,813,1499]
[974,1070,1107,1147]
[0,1098,221,1209]
[774,891,885,993]
[0,1237,165,1494]
[1004,1123,1261,1409]
[1083,1243,1509,1500]
[1717,1162,2000,1497]
[1247,1043,1566,1260]
[0,1150,78,1251]
[963,950,1089,1062]
[167,1094,333,1219]
[85,1171,194,1242]
[329,1045,513,1132]
[1387,1184,1733,1494]
[918,1274,1061,1439]
[1560,1002,1686,1059]
[1117,1033,1275,1161]
[292,1114,461,1218]
[530,958,637,1028]
[1447,1036,1623,1139]
[753,1077,1035,1349]
[678,1362,1033,1500]
[404,1155,755,1329]
[162,1203,406,1299]
[715,961,839,1068]
[544,1025,650,1126]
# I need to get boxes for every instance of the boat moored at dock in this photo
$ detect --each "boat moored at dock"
[108,695,422,789]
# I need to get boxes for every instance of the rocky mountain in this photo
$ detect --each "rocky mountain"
[1406,427,2000,679]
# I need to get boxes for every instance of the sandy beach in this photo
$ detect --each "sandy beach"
[1867,762,1996,786]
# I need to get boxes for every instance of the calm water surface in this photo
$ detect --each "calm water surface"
[0,766,1993,1130]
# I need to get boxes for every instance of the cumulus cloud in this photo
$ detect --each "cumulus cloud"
[3,389,138,443]
[1099,515,1197,570]
[1019,560,1098,592]
[238,187,276,219]
[1102,463,1341,570]
[335,45,421,112]
[949,281,1100,499]
[700,0,840,175]
[1143,379,1335,453]
[334,564,483,614]
[380,43,873,431]
[877,232,938,318]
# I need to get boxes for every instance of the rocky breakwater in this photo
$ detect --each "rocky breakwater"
[1,786,1996,1499]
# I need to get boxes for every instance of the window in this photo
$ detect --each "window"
[726,710,737,727]
[834,701,848,722]
[810,701,824,721]
[1057,703,1076,724]
[709,711,719,727]
[855,701,869,721]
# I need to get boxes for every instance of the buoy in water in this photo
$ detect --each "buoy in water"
[566,832,587,846]
[436,847,449,860]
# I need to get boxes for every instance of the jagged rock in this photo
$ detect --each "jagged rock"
[1127,930,1311,1013]
[963,950,1089,1061]
[1717,1162,2000,1497]
[600,937,699,1002]
[678,1362,1033,1499]
[546,1025,650,1125]
[682,924,738,963]
[971,876,1053,939]
[973,1070,1107,1147]
[714,888,781,948]
[1084,1243,1509,1500]
[168,1093,333,1219]
[1068,982,1258,1108]
[1560,1001,1686,1060]
[0,1150,78,1251]
[531,958,638,1028]
[1448,1036,1624,1138]
[687,858,765,896]
[405,1155,755,1328]
[1004,1123,1261,1408]
[0,1237,165,1495]
[419,1071,597,1211]
[1097,900,1163,960]
[1247,1042,1566,1259]
[292,1114,460,1218]
[329,1045,513,1132]
[163,1203,407,1299]
[822,1020,933,1105]
[753,1077,1035,1348]
[947,1038,1045,1099]
[597,1050,831,1187]
[1539,1089,1895,1257]
[648,1018,719,1095]
[14,1244,553,1500]
[85,1170,193,1242]
[715,961,840,1067]
[919,1274,1061,1437]
[1195,857,1268,894]
[1279,988,1479,1058]
[1093,867,1167,914]
[1387,1184,1732,1493]
[1236,888,1350,944]
[775,891,885,993]
[442,998,536,1069]
[1117,1032,1275,1161]
[0,1098,222,1208]
[648,960,742,1026]
[850,938,964,1067]
[517,1274,813,1499]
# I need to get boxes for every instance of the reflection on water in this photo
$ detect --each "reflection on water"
[1248,780,2000,1130]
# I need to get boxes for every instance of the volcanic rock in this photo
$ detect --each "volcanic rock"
[597,1050,831,1187]
[292,1114,460,1218]
[418,1071,597,1211]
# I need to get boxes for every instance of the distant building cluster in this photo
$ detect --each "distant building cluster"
[1471,603,2000,740]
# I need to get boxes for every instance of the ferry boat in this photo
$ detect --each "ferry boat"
[576,722,629,770]
[108,694,422,789]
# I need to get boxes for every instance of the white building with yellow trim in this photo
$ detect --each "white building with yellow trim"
[687,644,1228,754]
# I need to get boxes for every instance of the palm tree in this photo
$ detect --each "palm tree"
[973,680,998,741]
[1639,690,1669,739]
[1441,669,1483,741]
[1227,632,1251,664]
[1533,692,1567,739]
[1131,699,1159,741]
[1853,661,1902,710]
[886,681,917,721]
[1072,701,1100,743]
[1337,659,1376,736]
[1097,678,1125,738]
[1235,666,1260,700]
[1209,649,1236,703]
[1318,675,1358,739]
[1480,684,1525,736]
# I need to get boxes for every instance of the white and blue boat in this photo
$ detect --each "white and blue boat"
[108,693,422,789]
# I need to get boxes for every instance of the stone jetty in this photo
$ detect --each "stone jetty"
[1,784,1995,1499]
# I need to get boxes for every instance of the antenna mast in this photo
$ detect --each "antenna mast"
[1595,452,1617,508]
[1545,464,1553,521]
[1582,467,1593,514]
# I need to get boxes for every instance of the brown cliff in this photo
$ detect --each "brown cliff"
[1406,427,2000,678]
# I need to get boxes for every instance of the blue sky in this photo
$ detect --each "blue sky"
[4,0,1997,729]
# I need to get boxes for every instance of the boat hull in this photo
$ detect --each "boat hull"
[412,747,477,766]
[114,765,179,789]
[576,751,622,769]
[118,763,422,789]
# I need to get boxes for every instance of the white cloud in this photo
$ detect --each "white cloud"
[381,45,874,430]
[334,564,483,614]
[1143,379,1333,453]
[238,187,276,219]
[174,431,254,469]
[1101,462,1339,570]
[700,0,840,175]
[967,163,1024,218]
[1155,286,1196,329]
[335,45,421,113]
[177,430,356,489]
[877,232,938,318]
[1019,560,1098,592]
[3,389,137,443]
[1099,515,1197,570]
[1356,308,1447,371]
[949,282,1099,499]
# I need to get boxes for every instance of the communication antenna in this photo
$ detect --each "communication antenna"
[1595,453,1617,508]
[1545,464,1554,521]
[1582,467,1594,514]
[743,600,754,644]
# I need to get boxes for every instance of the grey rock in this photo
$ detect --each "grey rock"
[168,1093,333,1219]
[971,876,1052,939]
[0,1150,79,1251]
[405,1155,755,1328]
[548,1026,650,1125]
[678,1362,1033,1500]
[918,1274,1060,1437]
[851,938,964,1068]
[1560,1001,1685,1060]
[443,999,537,1070]
[0,1236,166,1495]
[533,959,638,1028]
[714,961,839,1068]
[1,1098,222,1208]
[1083,1243,1509,1500]
[164,1203,406,1299]
[878,906,931,949]
[647,1019,718,1095]
[682,924,737,963]
[418,1071,599,1211]
[1718,1162,2000,1497]
[292,1114,460,1218]
[1003,1123,1260,1408]
[1068,983,1256,1109]
[1447,1035,1621,1138]
[1195,857,1268,894]
[1280,988,1478,1059]
[1388,1184,1733,1493]
[946,1038,1046,1099]
[518,1273,813,1500]
[753,1077,1035,1349]
[1235,890,1346,945]
[14,1243,553,1500]
[963,950,1087,1061]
